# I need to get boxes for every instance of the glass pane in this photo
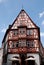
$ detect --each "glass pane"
[27,30,33,35]
[14,31,18,35]
[27,41,34,47]
[19,28,26,34]
[19,40,26,47]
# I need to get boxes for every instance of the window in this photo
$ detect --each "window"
[15,42,19,47]
[14,30,18,35]
[20,30,25,34]
[16,44,18,47]
[11,41,19,48]
[12,42,15,48]
[27,41,34,47]
[27,30,33,35]
[27,41,30,47]
[19,40,26,47]
[19,28,26,35]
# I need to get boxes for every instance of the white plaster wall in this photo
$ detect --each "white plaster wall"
[7,54,20,65]
[0,49,3,65]
[27,53,40,65]
[7,53,41,65]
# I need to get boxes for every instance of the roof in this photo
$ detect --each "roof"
[2,9,39,43]
[11,9,39,28]
[43,48,44,55]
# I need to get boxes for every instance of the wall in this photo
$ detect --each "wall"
[27,53,40,65]
[7,54,20,65]
[0,48,3,65]
[7,53,41,65]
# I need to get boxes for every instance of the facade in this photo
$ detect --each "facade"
[0,48,3,65]
[2,9,44,65]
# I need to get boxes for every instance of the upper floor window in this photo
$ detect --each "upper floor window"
[19,40,26,47]
[27,41,34,47]
[15,42,19,48]
[19,28,26,35]
[27,29,33,36]
[11,41,19,48]
[14,30,18,35]
[12,42,14,48]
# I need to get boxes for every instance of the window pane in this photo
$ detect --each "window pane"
[27,30,29,35]
[29,30,33,35]
[11,41,18,48]
[19,28,26,34]
[12,42,14,48]
[16,44,18,47]
[14,31,18,35]
[19,40,26,47]
[27,41,34,47]
[27,30,33,35]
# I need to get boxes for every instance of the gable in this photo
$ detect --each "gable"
[2,9,39,43]
[11,10,38,29]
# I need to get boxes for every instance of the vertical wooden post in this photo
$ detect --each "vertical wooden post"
[19,59,21,65]
[26,60,27,65]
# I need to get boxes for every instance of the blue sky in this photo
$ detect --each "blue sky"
[0,0,44,47]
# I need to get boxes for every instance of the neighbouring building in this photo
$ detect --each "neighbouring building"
[2,9,44,65]
[0,48,3,65]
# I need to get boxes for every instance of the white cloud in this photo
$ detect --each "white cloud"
[1,28,6,33]
[42,20,44,25]
[39,11,44,18]
[0,26,8,33]
[40,32,44,37]
[0,0,4,3]
[0,24,8,33]
[0,0,7,3]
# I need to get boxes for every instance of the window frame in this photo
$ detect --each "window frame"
[27,40,34,48]
[19,28,26,35]
[13,30,18,36]
[19,40,26,47]
[27,29,33,36]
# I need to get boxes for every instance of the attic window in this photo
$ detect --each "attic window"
[20,30,25,34]
[27,29,33,36]
[19,28,26,35]
[14,30,18,35]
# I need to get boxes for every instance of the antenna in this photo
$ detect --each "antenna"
[22,4,24,10]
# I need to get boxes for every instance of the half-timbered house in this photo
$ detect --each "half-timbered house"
[2,9,44,65]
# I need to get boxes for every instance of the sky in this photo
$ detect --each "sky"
[0,0,44,47]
